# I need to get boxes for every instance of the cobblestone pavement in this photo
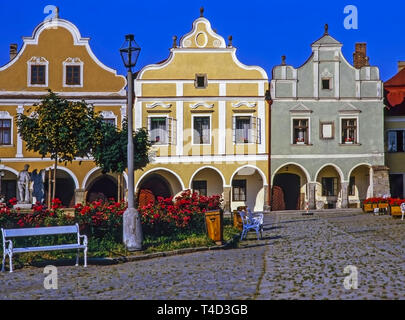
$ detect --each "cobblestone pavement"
[1,211,405,300]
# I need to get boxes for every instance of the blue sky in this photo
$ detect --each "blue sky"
[0,0,404,81]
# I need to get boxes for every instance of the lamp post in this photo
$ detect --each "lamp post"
[120,34,142,251]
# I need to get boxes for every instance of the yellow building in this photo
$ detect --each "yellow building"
[134,10,269,212]
[0,14,128,206]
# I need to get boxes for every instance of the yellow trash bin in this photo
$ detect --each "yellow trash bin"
[205,210,223,245]
[233,210,243,231]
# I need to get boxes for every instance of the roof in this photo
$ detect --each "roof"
[312,34,342,47]
[385,68,405,87]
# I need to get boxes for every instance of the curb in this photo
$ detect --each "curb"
[94,234,241,265]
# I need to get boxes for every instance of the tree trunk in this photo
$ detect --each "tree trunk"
[52,157,57,201]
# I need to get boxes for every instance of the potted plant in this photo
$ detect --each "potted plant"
[389,198,404,216]
[345,137,354,144]
[296,138,305,145]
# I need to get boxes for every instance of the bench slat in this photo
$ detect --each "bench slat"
[13,244,86,253]
[3,225,79,238]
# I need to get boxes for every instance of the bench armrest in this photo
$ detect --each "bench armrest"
[80,235,88,247]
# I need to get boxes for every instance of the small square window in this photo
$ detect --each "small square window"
[322,79,331,90]
[195,74,207,89]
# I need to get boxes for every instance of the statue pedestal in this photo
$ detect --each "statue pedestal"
[13,203,32,210]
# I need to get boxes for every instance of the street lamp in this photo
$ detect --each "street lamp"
[120,34,142,251]
[0,170,5,202]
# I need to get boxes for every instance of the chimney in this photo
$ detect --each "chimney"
[398,61,405,72]
[353,43,368,69]
[9,44,17,61]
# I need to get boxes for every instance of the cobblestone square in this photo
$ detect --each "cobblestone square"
[1,210,404,300]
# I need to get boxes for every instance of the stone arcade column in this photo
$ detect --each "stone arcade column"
[263,185,271,213]
[340,182,349,208]
[223,186,232,214]
[74,189,85,205]
[308,182,317,210]
[372,166,391,198]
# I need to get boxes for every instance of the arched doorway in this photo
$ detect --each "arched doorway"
[86,175,118,202]
[45,169,76,207]
[136,169,184,208]
[83,168,125,203]
[315,165,343,209]
[273,173,300,210]
[0,169,17,202]
[272,164,309,211]
[231,166,265,212]
[349,164,371,207]
[190,167,224,197]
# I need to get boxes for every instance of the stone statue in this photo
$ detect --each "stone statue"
[31,169,45,204]
[17,164,31,204]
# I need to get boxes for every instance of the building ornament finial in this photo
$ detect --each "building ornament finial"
[324,23,329,35]
[281,55,286,66]
[200,7,204,17]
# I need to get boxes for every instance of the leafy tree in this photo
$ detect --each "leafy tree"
[17,90,104,200]
[91,118,152,175]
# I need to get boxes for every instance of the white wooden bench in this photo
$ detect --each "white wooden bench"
[1,224,88,273]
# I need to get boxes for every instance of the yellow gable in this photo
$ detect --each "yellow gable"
[0,19,126,94]
[138,17,267,81]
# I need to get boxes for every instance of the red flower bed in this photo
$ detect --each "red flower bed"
[363,198,388,204]
[0,198,71,229]
[139,190,223,236]
[388,198,405,206]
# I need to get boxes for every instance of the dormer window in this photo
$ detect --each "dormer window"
[195,74,207,89]
[322,78,331,90]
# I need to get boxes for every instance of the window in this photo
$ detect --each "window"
[66,66,81,86]
[320,122,334,139]
[342,119,357,144]
[348,177,355,196]
[0,119,11,145]
[149,117,168,145]
[233,116,261,144]
[193,116,210,144]
[322,177,338,196]
[195,74,207,89]
[293,119,309,144]
[193,181,207,196]
[235,116,251,144]
[31,65,46,85]
[233,180,247,201]
[388,130,405,152]
[322,78,331,90]
[102,118,116,126]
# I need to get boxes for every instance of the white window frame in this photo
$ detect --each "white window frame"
[192,114,212,146]
[0,111,13,147]
[340,116,359,145]
[291,117,311,145]
[232,114,261,145]
[148,115,177,146]
[27,57,49,88]
[100,111,118,127]
[63,58,84,88]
